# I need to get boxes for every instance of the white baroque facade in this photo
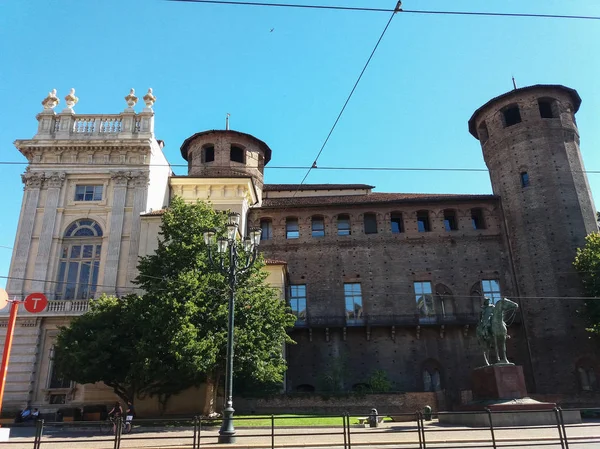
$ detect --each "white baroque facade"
[0,90,286,415]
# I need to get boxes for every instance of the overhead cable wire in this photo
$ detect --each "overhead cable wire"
[165,0,600,21]
[11,160,600,174]
[3,273,600,301]
[294,4,401,194]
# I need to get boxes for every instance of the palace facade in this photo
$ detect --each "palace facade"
[1,84,599,415]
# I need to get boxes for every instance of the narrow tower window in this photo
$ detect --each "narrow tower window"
[502,105,522,127]
[538,99,556,119]
[478,121,489,144]
[203,145,215,163]
[520,171,530,188]
[230,145,245,163]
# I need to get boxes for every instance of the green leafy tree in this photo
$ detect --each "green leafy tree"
[54,197,296,413]
[573,232,600,334]
[368,369,392,393]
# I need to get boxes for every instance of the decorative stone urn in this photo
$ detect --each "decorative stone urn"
[64,88,79,111]
[125,88,138,110]
[143,88,156,110]
[41,89,59,110]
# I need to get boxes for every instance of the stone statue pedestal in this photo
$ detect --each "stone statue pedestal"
[472,365,527,400]
[439,365,581,427]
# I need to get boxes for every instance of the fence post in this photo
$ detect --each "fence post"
[558,407,569,449]
[271,414,275,449]
[419,412,427,449]
[113,416,122,449]
[199,416,202,449]
[347,412,352,449]
[192,416,198,449]
[33,419,44,449]
[486,409,497,449]
[554,407,566,449]
[342,414,347,449]
[416,412,422,449]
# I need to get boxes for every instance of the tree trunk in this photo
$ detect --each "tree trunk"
[201,372,220,416]
[158,393,170,416]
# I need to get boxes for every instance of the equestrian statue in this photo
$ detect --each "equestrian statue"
[476,297,519,366]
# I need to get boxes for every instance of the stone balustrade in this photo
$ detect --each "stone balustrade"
[23,299,90,316]
[34,87,155,139]
[36,111,152,140]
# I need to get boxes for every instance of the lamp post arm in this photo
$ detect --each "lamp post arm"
[237,247,259,276]
[206,244,229,277]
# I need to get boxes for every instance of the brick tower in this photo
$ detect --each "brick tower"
[179,129,271,199]
[469,85,598,394]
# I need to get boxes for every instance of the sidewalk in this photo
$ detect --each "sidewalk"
[6,420,600,449]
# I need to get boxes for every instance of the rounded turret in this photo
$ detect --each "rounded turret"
[469,85,597,393]
[180,129,272,189]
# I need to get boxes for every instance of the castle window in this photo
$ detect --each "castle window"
[364,213,378,234]
[481,279,501,304]
[538,98,557,119]
[415,281,435,322]
[417,210,430,232]
[260,218,273,240]
[502,105,522,127]
[344,283,363,325]
[203,145,215,163]
[311,216,325,237]
[443,209,458,231]
[286,217,299,239]
[520,171,530,188]
[75,185,103,202]
[337,214,351,236]
[290,285,307,324]
[48,346,71,389]
[478,121,489,144]
[422,360,443,392]
[56,219,103,300]
[471,208,486,230]
[576,359,598,391]
[391,212,404,233]
[230,145,245,163]
[435,284,454,317]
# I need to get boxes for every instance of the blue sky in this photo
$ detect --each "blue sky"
[0,0,599,288]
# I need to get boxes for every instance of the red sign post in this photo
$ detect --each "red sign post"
[0,292,47,426]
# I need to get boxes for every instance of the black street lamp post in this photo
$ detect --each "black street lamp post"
[203,212,262,444]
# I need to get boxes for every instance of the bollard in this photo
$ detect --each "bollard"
[368,408,379,428]
[423,405,432,421]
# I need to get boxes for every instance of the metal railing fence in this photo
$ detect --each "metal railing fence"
[3,406,600,449]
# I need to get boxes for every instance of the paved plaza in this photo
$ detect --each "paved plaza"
[4,420,600,449]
